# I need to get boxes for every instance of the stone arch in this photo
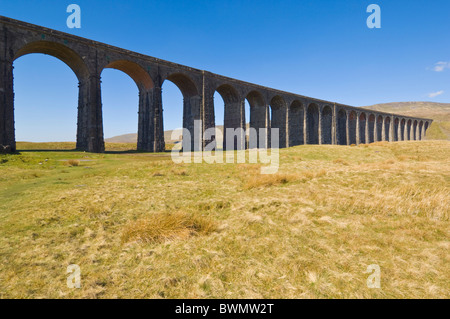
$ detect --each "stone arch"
[418,121,424,140]
[246,90,267,148]
[393,117,399,141]
[12,40,94,151]
[321,105,333,144]
[400,118,406,141]
[376,115,383,141]
[215,84,242,150]
[103,60,154,91]
[348,111,357,145]
[100,60,155,151]
[306,103,319,144]
[406,119,412,140]
[412,120,418,140]
[359,113,366,144]
[163,72,201,151]
[368,114,375,143]
[384,117,391,141]
[270,95,287,148]
[424,121,430,139]
[14,40,89,80]
[337,109,347,145]
[216,84,240,104]
[164,73,199,98]
[289,100,304,146]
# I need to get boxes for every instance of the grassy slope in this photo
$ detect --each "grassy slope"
[0,141,449,298]
[363,102,450,140]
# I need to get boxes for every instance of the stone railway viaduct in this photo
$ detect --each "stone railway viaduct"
[0,16,432,153]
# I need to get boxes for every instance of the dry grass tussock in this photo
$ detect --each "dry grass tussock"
[64,159,80,167]
[121,212,217,244]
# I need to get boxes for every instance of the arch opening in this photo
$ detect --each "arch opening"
[348,111,357,145]
[418,121,424,140]
[104,60,154,91]
[14,41,89,80]
[100,67,140,151]
[359,113,366,144]
[215,84,241,150]
[12,53,79,148]
[384,117,391,141]
[321,106,332,144]
[393,118,399,141]
[400,119,406,141]
[306,103,319,144]
[162,73,201,151]
[337,109,347,145]
[270,95,287,148]
[406,120,412,140]
[424,122,429,139]
[289,100,304,146]
[376,116,383,141]
[246,90,266,148]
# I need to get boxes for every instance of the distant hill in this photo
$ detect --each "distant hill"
[362,102,450,140]
[106,102,450,143]
[105,129,185,144]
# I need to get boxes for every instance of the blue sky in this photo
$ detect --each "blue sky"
[1,0,449,141]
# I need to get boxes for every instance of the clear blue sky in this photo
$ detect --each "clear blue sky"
[1,0,449,141]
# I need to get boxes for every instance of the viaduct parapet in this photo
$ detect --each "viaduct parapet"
[0,16,433,153]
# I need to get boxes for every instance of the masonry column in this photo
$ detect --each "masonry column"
[153,87,165,152]
[404,120,409,141]
[365,115,370,144]
[355,112,360,145]
[332,104,337,145]
[389,115,394,142]
[421,122,426,140]
[264,104,270,148]
[374,117,379,142]
[318,106,323,145]
[285,105,290,147]
[381,116,386,141]
[0,57,15,151]
[345,111,350,145]
[202,78,215,150]
[238,98,246,150]
[76,75,105,153]
[137,88,160,152]
[303,107,308,145]
[183,94,203,152]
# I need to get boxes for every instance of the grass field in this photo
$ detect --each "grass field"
[0,141,449,298]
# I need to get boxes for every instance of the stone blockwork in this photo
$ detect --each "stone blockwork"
[0,16,433,153]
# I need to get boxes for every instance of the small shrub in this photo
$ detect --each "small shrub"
[333,158,349,166]
[64,159,80,167]
[152,172,164,177]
